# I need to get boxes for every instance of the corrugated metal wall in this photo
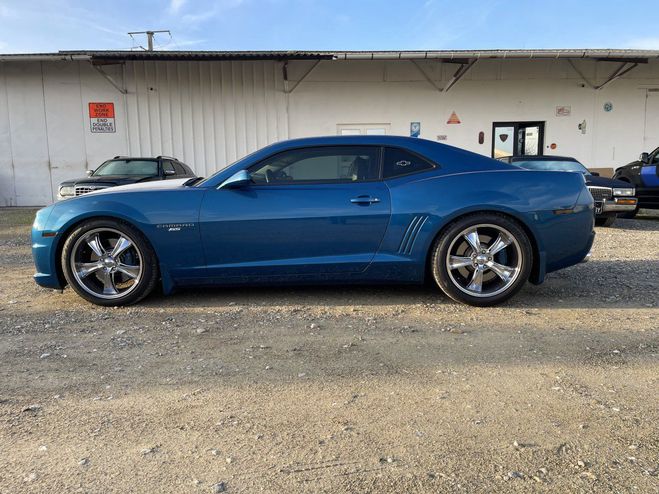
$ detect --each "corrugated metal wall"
[0,60,288,206]
[123,60,288,177]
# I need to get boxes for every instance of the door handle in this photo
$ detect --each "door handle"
[350,196,381,205]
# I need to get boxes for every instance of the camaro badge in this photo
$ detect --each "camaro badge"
[156,223,195,232]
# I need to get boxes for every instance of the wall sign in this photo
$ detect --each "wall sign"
[410,122,421,137]
[555,106,571,117]
[89,102,116,133]
[447,111,461,124]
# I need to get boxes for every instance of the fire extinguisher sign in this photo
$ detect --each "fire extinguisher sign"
[89,102,116,133]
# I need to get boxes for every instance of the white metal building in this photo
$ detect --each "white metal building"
[1,49,658,206]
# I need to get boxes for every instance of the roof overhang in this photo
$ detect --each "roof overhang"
[1,49,658,64]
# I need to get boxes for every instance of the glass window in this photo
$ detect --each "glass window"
[511,159,590,174]
[382,147,435,179]
[250,146,380,184]
[173,162,186,175]
[162,160,176,175]
[93,160,159,177]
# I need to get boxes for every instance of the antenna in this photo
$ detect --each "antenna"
[127,30,171,51]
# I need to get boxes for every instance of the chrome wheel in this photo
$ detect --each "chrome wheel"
[445,224,522,298]
[70,228,143,300]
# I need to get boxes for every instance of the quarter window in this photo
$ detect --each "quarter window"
[250,146,380,184]
[383,148,435,178]
[162,160,176,176]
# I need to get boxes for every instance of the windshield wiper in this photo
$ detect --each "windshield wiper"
[183,177,204,186]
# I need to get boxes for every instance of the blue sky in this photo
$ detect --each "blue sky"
[1,0,658,53]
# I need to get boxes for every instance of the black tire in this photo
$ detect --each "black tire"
[61,218,159,306]
[618,207,638,219]
[595,216,616,227]
[430,213,533,307]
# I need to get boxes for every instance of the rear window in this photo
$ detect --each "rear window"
[94,160,159,177]
[383,148,435,178]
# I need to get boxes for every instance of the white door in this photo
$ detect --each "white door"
[644,89,659,151]
[337,124,390,136]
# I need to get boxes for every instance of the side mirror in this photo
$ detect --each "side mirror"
[640,152,650,164]
[86,170,94,177]
[590,171,600,176]
[220,170,252,189]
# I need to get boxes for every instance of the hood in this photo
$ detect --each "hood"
[59,175,160,187]
[585,175,631,188]
[85,178,190,195]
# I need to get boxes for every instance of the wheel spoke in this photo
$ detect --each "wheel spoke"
[116,263,140,279]
[466,267,484,293]
[449,256,473,270]
[75,261,103,279]
[463,229,481,254]
[86,234,106,257]
[487,233,512,256]
[111,236,133,258]
[487,261,516,282]
[96,270,118,295]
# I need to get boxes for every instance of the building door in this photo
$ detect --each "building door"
[492,122,545,158]
[337,124,390,136]
[644,89,659,151]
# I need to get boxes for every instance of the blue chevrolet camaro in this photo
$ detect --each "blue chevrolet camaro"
[32,136,595,307]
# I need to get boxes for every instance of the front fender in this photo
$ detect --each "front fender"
[33,189,207,290]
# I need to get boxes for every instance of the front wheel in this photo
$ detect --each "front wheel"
[595,215,616,227]
[431,214,533,306]
[61,219,159,306]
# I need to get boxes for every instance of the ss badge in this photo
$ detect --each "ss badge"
[396,160,412,167]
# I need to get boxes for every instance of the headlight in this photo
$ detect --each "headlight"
[58,185,75,197]
[612,187,635,197]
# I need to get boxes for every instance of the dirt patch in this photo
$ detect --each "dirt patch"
[1,208,658,492]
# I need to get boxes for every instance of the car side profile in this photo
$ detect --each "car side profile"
[32,136,595,307]
[57,155,196,200]
[613,146,659,217]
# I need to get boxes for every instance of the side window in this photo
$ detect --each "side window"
[250,146,380,184]
[162,160,176,177]
[173,162,187,175]
[383,147,435,179]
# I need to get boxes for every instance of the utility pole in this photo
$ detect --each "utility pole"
[127,30,171,51]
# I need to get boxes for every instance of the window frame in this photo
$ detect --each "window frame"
[381,146,439,180]
[246,145,385,186]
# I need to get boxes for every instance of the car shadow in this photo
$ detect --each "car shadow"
[140,259,658,311]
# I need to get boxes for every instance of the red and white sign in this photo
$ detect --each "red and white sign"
[89,102,116,133]
[446,111,461,124]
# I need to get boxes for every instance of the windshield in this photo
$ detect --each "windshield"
[511,159,590,174]
[93,159,159,177]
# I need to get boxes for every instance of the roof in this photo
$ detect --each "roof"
[1,49,658,63]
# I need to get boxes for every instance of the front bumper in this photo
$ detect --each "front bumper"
[599,197,638,213]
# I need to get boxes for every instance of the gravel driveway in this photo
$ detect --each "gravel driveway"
[0,208,657,493]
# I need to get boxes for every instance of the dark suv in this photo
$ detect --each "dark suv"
[498,155,637,227]
[57,156,196,200]
[612,146,659,217]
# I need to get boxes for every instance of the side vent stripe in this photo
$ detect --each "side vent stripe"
[398,215,428,255]
[398,216,421,254]
[406,216,428,254]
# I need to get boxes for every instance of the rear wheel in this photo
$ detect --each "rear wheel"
[431,214,533,306]
[61,219,159,306]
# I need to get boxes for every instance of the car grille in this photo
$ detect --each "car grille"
[588,186,612,202]
[75,185,110,196]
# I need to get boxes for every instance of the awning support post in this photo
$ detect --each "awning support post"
[443,59,477,93]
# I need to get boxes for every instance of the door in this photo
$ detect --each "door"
[199,146,391,279]
[492,122,545,158]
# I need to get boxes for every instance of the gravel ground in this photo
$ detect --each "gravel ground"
[0,208,657,493]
